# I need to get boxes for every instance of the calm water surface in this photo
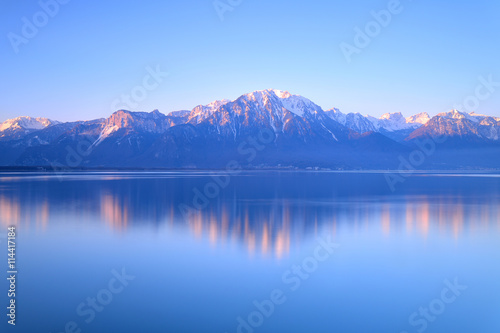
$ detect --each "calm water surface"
[0,171,499,333]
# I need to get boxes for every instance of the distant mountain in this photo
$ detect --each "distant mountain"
[407,109,500,145]
[1,90,499,169]
[0,121,82,165]
[326,110,431,142]
[0,116,59,141]
[93,109,179,144]
[194,89,352,144]
[167,110,191,118]
[139,89,367,168]
[406,112,431,126]
[186,99,231,124]
[325,109,377,135]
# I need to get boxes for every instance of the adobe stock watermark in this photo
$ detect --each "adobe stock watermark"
[178,128,275,219]
[213,0,243,22]
[385,74,499,192]
[400,278,467,333]
[110,65,169,112]
[50,268,135,333]
[225,236,340,333]
[7,0,71,54]
[385,134,446,192]
[340,0,409,63]
[50,134,98,181]
[453,75,500,112]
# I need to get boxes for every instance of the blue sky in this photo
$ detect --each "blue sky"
[1,0,500,122]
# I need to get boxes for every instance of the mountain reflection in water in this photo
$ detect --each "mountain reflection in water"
[1,171,499,258]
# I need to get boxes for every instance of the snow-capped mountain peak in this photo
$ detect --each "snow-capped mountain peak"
[325,109,430,139]
[93,109,175,145]
[407,108,500,142]
[406,112,431,125]
[0,116,58,132]
[187,99,231,124]
[326,108,346,124]
[280,94,319,117]
[240,89,321,117]
[469,111,487,118]
[325,108,378,134]
[266,89,292,99]
[375,112,415,131]
[380,112,404,121]
[205,99,231,110]
[437,109,480,122]
[3,89,500,169]
[468,111,500,121]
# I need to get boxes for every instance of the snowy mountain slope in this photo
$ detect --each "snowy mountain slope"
[187,99,231,124]
[193,89,351,144]
[325,109,430,141]
[325,109,378,134]
[407,109,500,143]
[3,90,500,169]
[0,116,59,141]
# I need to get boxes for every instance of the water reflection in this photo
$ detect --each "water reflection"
[0,172,499,257]
[0,194,20,227]
[100,192,129,231]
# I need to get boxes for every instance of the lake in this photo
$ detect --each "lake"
[0,171,499,333]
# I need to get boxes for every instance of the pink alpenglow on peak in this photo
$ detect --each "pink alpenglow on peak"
[406,112,431,125]
[188,99,231,124]
[437,109,481,123]
[0,116,58,132]
[267,89,292,99]
[240,89,321,117]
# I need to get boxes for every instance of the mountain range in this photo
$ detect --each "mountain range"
[1,89,499,170]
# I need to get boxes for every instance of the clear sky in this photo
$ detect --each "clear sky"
[1,0,500,122]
